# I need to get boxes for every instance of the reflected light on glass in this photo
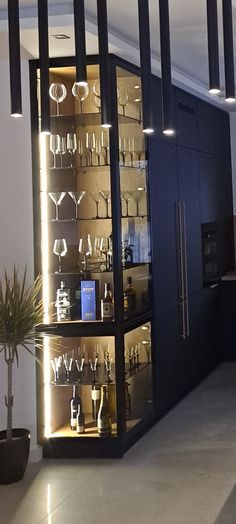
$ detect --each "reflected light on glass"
[47,483,52,524]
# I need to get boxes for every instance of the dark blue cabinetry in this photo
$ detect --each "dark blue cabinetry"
[175,89,198,149]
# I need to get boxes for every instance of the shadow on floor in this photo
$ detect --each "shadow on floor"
[214,485,236,524]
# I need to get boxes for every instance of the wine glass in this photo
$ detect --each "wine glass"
[68,191,86,220]
[53,238,67,272]
[58,136,66,167]
[48,192,66,220]
[50,134,60,168]
[101,130,110,165]
[66,133,77,167]
[99,190,111,218]
[78,234,92,271]
[121,191,131,217]
[49,83,67,115]
[90,192,102,219]
[92,94,101,112]
[77,139,86,166]
[92,79,101,98]
[118,89,129,116]
[99,236,112,271]
[128,137,135,167]
[85,132,96,166]
[72,82,89,114]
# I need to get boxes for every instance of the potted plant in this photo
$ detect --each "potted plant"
[0,268,43,484]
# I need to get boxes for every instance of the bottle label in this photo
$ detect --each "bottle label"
[101,301,114,319]
[92,388,101,401]
[77,424,85,434]
[70,418,77,430]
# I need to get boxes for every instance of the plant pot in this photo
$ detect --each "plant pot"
[0,428,30,484]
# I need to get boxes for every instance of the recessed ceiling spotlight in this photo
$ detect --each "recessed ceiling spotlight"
[53,34,70,40]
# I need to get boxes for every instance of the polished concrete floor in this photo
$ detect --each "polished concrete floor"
[1,362,236,524]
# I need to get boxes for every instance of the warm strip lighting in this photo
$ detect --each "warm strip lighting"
[39,133,50,323]
[44,336,52,438]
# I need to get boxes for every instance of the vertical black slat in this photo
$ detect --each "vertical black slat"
[8,0,22,116]
[97,0,112,127]
[137,0,154,132]
[159,0,174,134]
[206,0,220,93]
[38,0,50,133]
[222,0,235,100]
[109,57,126,444]
[73,0,87,84]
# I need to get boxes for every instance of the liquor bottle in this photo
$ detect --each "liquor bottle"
[97,385,112,437]
[76,404,85,434]
[91,384,101,421]
[56,281,71,321]
[101,283,114,321]
[70,385,81,431]
[124,276,136,313]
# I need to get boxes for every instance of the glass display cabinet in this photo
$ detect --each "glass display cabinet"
[30,55,155,457]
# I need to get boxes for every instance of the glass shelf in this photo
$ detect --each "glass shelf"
[49,263,148,276]
[49,112,140,127]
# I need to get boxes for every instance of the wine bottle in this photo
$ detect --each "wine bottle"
[124,276,136,313]
[91,384,101,421]
[56,281,71,321]
[76,404,85,434]
[70,385,81,431]
[101,283,114,321]
[97,385,111,437]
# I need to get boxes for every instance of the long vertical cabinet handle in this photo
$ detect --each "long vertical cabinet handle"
[181,201,190,337]
[176,201,186,339]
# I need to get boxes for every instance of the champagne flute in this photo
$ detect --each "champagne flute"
[128,137,135,167]
[66,133,77,167]
[72,82,89,114]
[95,139,103,166]
[58,136,66,167]
[119,137,128,166]
[50,134,60,168]
[49,83,67,115]
[77,139,86,166]
[99,236,111,271]
[101,130,110,165]
[99,190,111,218]
[53,238,67,272]
[48,192,66,220]
[78,234,92,271]
[85,132,96,166]
[131,190,145,217]
[121,191,131,218]
[68,191,86,220]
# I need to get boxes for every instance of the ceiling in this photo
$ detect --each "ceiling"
[0,1,236,110]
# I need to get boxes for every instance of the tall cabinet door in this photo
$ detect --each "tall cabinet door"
[177,147,203,296]
[149,138,178,313]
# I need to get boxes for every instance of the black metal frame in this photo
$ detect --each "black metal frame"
[73,0,87,85]
[222,0,235,101]
[158,0,174,134]
[8,0,22,116]
[37,0,50,133]
[206,0,220,94]
[29,53,157,458]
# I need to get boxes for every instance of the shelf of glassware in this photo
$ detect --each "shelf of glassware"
[49,112,140,127]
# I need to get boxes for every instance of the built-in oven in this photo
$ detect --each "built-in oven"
[201,222,221,286]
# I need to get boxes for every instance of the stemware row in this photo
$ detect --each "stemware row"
[49,130,110,169]
[53,234,113,273]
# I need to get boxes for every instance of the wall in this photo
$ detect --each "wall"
[0,56,41,460]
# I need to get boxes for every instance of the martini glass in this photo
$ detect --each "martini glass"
[78,234,92,271]
[68,191,86,220]
[72,82,89,114]
[131,190,145,217]
[53,238,67,272]
[90,192,102,219]
[99,190,111,218]
[66,133,77,167]
[50,134,60,168]
[49,83,67,115]
[48,192,66,220]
